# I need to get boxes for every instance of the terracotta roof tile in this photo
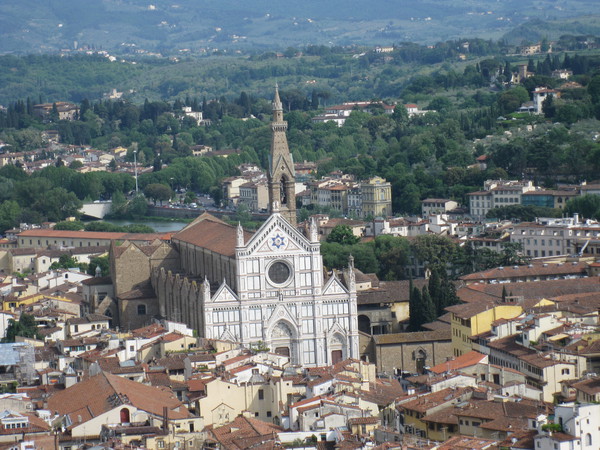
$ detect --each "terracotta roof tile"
[210,415,283,450]
[571,376,600,395]
[430,351,488,374]
[172,213,252,257]
[47,371,191,424]
[460,262,588,281]
[458,277,600,304]
[18,229,168,241]
[373,329,451,345]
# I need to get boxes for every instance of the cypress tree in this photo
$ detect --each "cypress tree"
[409,285,422,331]
[422,286,437,325]
[428,268,442,314]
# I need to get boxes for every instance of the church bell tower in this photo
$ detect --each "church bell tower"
[268,85,296,225]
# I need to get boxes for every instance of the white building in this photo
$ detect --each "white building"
[510,214,600,258]
[468,180,536,219]
[534,403,600,449]
[533,87,559,114]
[421,198,458,216]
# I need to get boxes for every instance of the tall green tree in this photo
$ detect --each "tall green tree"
[326,225,360,245]
[3,314,41,342]
[421,286,437,325]
[143,183,173,205]
[0,200,21,233]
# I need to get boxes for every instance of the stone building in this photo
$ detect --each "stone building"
[109,239,180,330]
[111,88,359,366]
[366,329,452,375]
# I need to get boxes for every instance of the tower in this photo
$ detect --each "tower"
[268,85,296,225]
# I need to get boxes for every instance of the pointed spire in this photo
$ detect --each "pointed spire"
[202,275,210,301]
[348,254,356,293]
[268,83,295,225]
[272,83,284,123]
[309,216,318,243]
[236,222,245,247]
[273,83,282,111]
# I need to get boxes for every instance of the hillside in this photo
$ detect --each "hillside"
[2,0,599,54]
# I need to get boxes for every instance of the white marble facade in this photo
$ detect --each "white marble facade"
[203,213,359,366]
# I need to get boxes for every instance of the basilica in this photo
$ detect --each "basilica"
[112,88,359,366]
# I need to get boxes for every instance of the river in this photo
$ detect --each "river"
[101,219,190,233]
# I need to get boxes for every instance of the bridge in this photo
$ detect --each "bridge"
[80,201,113,220]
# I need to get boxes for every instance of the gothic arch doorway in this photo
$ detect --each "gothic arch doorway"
[414,348,427,374]
[329,333,346,365]
[270,321,296,361]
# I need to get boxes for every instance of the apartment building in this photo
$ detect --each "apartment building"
[308,175,392,218]
[510,215,600,258]
[421,198,458,216]
[468,180,535,219]
[238,179,269,212]
[361,176,392,218]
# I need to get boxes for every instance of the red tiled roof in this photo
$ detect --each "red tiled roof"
[400,387,471,413]
[18,229,168,241]
[347,416,380,425]
[172,213,252,257]
[460,262,588,281]
[571,376,600,395]
[429,351,487,374]
[458,277,600,304]
[47,371,192,425]
[210,415,283,450]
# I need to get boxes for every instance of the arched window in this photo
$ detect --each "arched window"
[120,408,130,424]
[280,176,288,206]
[586,433,592,446]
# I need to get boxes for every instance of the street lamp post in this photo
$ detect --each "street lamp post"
[133,150,139,194]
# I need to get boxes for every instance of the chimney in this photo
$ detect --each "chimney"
[162,406,169,432]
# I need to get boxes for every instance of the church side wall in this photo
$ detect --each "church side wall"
[174,239,237,291]
[151,268,207,336]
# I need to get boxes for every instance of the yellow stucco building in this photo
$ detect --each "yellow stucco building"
[446,300,552,357]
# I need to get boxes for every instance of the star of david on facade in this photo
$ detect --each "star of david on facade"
[271,233,285,249]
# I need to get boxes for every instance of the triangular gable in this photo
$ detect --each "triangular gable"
[264,303,299,332]
[327,320,348,337]
[243,213,312,255]
[271,153,296,178]
[322,274,349,296]
[219,328,238,342]
[211,281,239,303]
[211,402,235,414]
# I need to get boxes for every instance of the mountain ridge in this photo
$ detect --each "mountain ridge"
[1,0,599,54]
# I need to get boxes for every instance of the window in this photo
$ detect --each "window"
[137,304,146,315]
[258,389,264,400]
[268,261,292,285]
[266,411,272,417]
